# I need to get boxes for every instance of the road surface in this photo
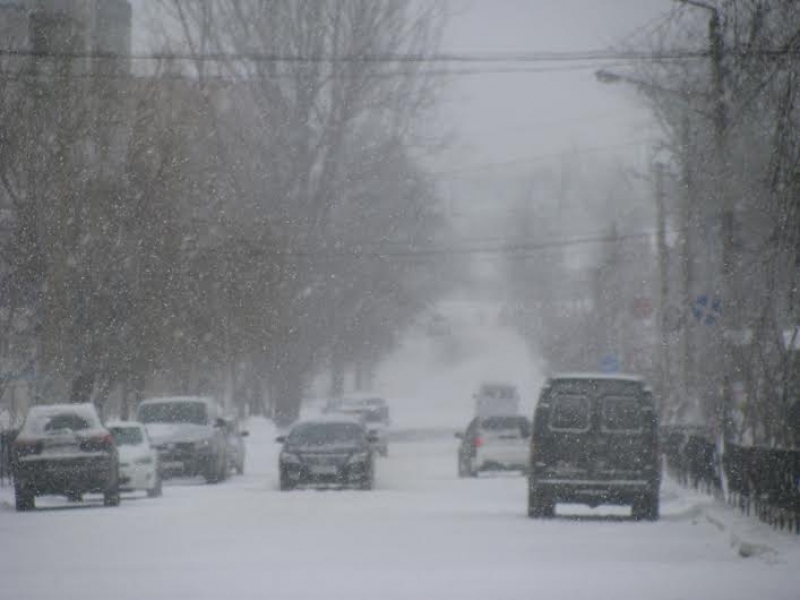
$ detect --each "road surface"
[1,418,797,600]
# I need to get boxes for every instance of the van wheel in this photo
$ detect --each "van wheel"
[528,487,555,518]
[458,457,469,478]
[15,482,35,512]
[632,493,659,521]
[279,472,295,491]
[147,473,163,498]
[104,485,121,507]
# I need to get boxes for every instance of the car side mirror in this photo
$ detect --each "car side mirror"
[240,431,250,438]
[275,436,286,444]
[455,432,464,439]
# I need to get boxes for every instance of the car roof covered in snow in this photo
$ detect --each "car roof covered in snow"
[292,415,366,429]
[105,420,146,430]
[20,403,102,433]
[139,396,218,406]
[547,372,645,383]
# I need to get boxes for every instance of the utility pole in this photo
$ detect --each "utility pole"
[679,114,694,408]
[677,0,732,440]
[654,162,669,412]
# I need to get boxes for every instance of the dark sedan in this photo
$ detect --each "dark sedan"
[11,403,121,511]
[277,419,376,490]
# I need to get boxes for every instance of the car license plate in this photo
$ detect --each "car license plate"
[310,465,338,476]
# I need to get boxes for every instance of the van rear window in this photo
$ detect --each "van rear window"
[550,395,590,431]
[601,396,642,432]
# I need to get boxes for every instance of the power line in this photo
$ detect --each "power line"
[434,138,657,176]
[0,61,654,83]
[0,47,718,63]
[264,230,654,262]
[1,45,793,64]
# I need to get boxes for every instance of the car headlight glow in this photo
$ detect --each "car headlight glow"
[195,439,212,449]
[348,452,370,464]
[281,452,302,464]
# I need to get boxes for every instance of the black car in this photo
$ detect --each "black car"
[527,374,660,520]
[277,419,376,490]
[11,403,121,511]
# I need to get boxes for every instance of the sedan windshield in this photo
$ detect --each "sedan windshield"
[288,423,363,446]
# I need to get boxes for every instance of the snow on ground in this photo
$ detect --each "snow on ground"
[1,415,798,600]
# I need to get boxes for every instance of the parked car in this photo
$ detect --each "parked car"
[137,396,229,484]
[324,397,390,457]
[456,414,530,477]
[223,418,249,475]
[277,417,377,490]
[527,374,660,520]
[107,421,162,498]
[11,403,120,511]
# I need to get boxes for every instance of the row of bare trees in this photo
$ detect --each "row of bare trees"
[630,0,799,446]
[0,0,449,425]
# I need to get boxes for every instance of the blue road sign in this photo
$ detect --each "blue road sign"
[600,354,620,374]
[692,295,721,326]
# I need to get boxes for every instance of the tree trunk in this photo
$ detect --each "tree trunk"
[69,371,96,404]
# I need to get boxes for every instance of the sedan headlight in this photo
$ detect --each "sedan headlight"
[281,452,302,464]
[195,439,212,450]
[348,452,370,465]
[135,456,154,465]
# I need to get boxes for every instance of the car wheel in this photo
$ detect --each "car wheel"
[15,482,35,512]
[468,457,479,478]
[104,484,121,507]
[528,486,555,519]
[457,456,467,478]
[147,472,163,498]
[632,493,659,521]
[279,471,295,491]
[358,464,374,490]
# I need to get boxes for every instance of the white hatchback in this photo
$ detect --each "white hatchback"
[108,421,162,498]
[457,415,531,477]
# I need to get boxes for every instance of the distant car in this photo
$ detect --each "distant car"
[277,418,377,490]
[456,415,531,477]
[527,374,661,520]
[223,418,249,475]
[137,396,229,484]
[473,382,520,417]
[324,397,390,457]
[108,421,162,498]
[11,403,121,511]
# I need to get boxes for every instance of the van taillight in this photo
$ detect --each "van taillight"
[473,437,483,448]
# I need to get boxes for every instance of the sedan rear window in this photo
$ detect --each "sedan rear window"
[481,416,530,437]
[601,396,642,432]
[550,395,590,431]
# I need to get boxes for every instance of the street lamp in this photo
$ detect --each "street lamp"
[596,68,697,418]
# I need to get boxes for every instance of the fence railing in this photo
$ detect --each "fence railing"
[662,426,800,534]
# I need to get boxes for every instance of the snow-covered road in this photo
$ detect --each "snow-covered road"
[1,417,798,600]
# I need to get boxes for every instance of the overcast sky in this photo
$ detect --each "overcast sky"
[435,0,670,174]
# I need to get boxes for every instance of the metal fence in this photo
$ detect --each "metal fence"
[663,427,800,534]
